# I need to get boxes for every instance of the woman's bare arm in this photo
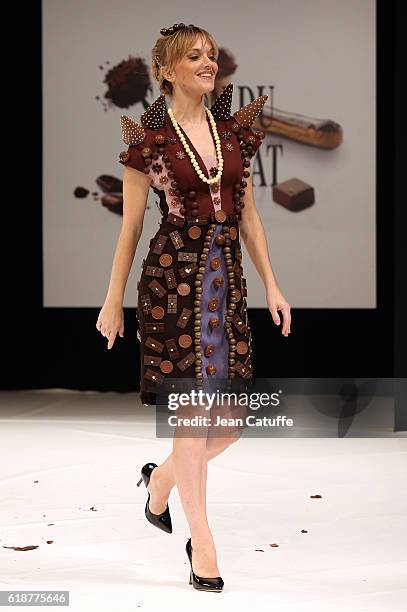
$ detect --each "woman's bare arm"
[240,174,291,336]
[96,167,152,348]
[240,174,278,291]
[105,167,152,306]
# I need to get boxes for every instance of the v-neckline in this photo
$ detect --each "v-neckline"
[166,111,217,177]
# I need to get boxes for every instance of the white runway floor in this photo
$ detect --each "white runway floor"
[0,389,406,611]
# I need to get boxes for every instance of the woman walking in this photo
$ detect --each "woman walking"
[96,23,291,592]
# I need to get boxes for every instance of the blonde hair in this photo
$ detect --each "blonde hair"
[152,25,219,96]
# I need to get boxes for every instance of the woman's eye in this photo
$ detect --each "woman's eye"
[189,55,217,61]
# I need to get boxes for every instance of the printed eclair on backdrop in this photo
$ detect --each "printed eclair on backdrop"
[119,83,267,404]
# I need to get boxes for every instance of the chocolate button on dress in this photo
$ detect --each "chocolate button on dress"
[119,83,267,404]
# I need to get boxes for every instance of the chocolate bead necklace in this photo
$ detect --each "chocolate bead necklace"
[168,106,223,185]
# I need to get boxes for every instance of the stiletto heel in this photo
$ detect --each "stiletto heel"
[185,538,224,592]
[137,462,172,534]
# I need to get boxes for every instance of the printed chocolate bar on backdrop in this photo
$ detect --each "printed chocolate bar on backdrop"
[272,178,315,212]
[255,107,343,149]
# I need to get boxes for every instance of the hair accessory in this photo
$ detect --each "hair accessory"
[160,23,194,36]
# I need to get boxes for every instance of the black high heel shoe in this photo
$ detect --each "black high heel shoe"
[185,537,224,592]
[136,462,172,534]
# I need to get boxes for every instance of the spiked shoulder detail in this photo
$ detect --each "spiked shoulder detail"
[209,82,234,120]
[120,93,168,145]
[141,94,167,129]
[120,92,169,144]
[233,94,268,128]
[120,114,146,145]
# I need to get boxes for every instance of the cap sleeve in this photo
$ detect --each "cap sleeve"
[118,114,155,176]
[119,142,150,174]
[240,126,265,159]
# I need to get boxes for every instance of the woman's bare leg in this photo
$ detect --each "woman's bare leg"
[148,438,235,514]
[146,406,242,578]
[148,399,243,516]
[147,434,236,515]
[172,433,220,578]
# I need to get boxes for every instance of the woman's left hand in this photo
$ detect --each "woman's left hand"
[266,286,291,337]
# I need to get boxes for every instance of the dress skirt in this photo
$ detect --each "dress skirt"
[136,213,252,405]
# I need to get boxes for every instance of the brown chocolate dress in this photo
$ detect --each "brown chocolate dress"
[119,83,267,404]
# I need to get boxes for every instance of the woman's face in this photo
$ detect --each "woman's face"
[165,35,218,97]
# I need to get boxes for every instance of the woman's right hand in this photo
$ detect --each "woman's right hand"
[96,300,124,350]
